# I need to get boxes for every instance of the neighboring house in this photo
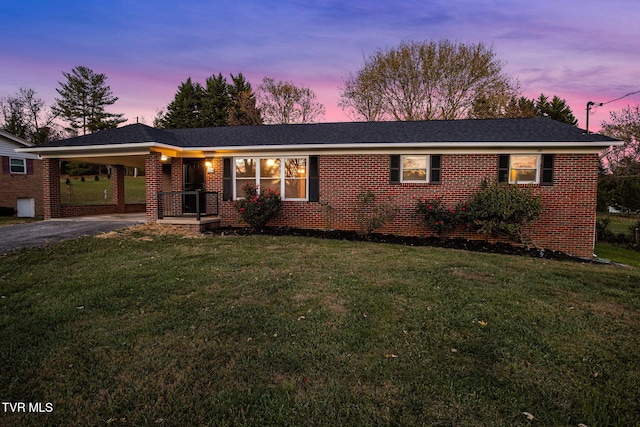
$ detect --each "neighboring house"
[18,117,622,258]
[0,129,43,217]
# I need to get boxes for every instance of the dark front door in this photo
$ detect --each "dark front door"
[183,160,206,214]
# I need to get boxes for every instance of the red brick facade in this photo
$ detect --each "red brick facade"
[0,156,43,217]
[203,153,599,258]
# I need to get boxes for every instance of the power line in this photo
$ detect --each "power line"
[585,89,640,133]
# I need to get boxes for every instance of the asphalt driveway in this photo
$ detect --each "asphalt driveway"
[0,214,145,253]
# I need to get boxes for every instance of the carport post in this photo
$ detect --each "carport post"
[42,158,61,220]
[145,152,162,222]
[111,165,126,213]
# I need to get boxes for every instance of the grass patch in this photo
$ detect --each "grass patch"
[1,227,639,426]
[0,217,41,227]
[61,175,146,205]
[595,242,640,267]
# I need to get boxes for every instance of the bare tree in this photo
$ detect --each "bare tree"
[601,104,640,171]
[0,87,63,143]
[339,39,517,121]
[257,77,325,124]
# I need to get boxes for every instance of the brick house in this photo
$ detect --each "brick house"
[0,129,43,217]
[18,117,621,258]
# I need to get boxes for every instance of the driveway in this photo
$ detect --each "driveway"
[0,214,145,253]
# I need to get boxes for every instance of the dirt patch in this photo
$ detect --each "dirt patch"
[97,223,205,240]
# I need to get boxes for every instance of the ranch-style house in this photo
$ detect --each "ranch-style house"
[18,117,621,258]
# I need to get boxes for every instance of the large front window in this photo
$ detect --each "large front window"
[235,157,308,200]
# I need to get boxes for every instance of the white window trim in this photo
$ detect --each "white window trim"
[508,154,540,184]
[400,154,430,183]
[9,157,26,174]
[233,156,309,201]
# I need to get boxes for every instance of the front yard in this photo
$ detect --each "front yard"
[0,226,639,426]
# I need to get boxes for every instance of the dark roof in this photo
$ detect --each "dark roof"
[35,117,618,149]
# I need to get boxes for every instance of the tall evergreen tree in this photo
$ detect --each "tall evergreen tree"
[227,73,262,126]
[201,73,230,127]
[160,78,204,128]
[535,94,578,126]
[53,66,125,135]
[159,73,262,128]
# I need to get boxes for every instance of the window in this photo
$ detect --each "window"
[234,156,308,200]
[10,158,26,174]
[509,155,539,184]
[402,155,428,182]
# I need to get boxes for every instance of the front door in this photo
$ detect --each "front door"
[183,160,206,214]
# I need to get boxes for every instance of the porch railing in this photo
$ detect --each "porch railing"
[157,191,219,220]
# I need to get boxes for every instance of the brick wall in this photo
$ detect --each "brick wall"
[207,153,599,258]
[0,157,44,217]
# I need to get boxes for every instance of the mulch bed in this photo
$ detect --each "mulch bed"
[207,226,589,263]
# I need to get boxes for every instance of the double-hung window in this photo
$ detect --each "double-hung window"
[392,155,441,184]
[498,154,554,185]
[234,156,308,200]
[401,155,429,182]
[9,158,26,174]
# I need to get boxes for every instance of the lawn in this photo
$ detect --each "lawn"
[61,175,146,205]
[1,226,639,426]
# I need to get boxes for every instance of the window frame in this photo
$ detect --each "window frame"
[9,158,26,174]
[400,155,431,183]
[233,156,309,201]
[508,154,540,185]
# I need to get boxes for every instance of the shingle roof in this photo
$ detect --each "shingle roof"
[33,117,619,149]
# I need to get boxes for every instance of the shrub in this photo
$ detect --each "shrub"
[414,197,461,236]
[465,180,542,242]
[0,206,16,217]
[355,189,398,235]
[234,183,282,229]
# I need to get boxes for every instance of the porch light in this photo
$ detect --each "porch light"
[160,155,169,162]
[205,160,214,174]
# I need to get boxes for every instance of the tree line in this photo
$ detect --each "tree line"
[1,39,636,201]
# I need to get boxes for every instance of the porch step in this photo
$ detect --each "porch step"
[157,216,221,232]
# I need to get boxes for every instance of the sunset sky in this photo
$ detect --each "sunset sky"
[1,0,638,132]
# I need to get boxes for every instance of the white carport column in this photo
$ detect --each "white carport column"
[145,152,162,222]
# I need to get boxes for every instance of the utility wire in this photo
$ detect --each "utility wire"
[600,89,640,105]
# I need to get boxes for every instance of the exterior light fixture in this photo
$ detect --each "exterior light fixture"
[160,155,169,162]
[205,160,214,174]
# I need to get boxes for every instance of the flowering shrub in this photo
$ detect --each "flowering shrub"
[414,197,461,236]
[234,183,282,229]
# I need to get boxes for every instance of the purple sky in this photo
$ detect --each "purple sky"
[2,0,638,132]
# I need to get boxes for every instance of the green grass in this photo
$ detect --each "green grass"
[598,212,640,235]
[1,228,639,426]
[0,217,41,227]
[61,175,146,205]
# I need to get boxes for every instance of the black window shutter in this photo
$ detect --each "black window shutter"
[26,159,34,175]
[222,157,233,201]
[390,155,400,184]
[498,155,509,183]
[308,155,319,202]
[1,156,8,174]
[430,155,441,184]
[541,154,554,186]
